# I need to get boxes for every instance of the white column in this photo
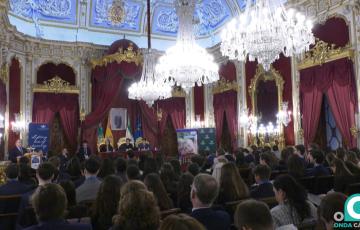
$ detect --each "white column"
[204,84,215,128]
[291,57,303,144]
[234,60,247,147]
[185,89,194,128]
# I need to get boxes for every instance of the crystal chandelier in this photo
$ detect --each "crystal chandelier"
[276,101,292,127]
[220,0,315,70]
[155,0,219,93]
[128,0,172,106]
[128,49,172,106]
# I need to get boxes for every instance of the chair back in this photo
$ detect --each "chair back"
[298,177,316,193]
[258,197,278,209]
[346,182,360,195]
[0,194,23,230]
[314,175,334,194]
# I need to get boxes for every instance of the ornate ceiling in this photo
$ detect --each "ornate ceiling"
[7,0,249,50]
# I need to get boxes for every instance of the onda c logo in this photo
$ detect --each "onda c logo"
[345,194,360,221]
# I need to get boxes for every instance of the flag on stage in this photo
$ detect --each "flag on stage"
[133,114,143,141]
[97,123,104,144]
[105,116,114,146]
[125,118,134,144]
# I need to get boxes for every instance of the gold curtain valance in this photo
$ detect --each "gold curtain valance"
[0,64,8,83]
[172,87,186,97]
[90,43,142,69]
[212,78,238,94]
[33,76,79,94]
[298,39,354,70]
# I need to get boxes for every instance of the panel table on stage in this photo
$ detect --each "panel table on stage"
[98,150,158,159]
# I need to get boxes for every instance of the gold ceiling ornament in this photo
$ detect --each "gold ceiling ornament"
[80,107,86,121]
[297,128,304,138]
[350,126,359,138]
[90,43,142,68]
[33,76,79,94]
[212,77,238,94]
[172,86,186,97]
[0,63,8,83]
[108,0,125,25]
[298,39,354,70]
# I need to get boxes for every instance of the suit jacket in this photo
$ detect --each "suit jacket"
[191,207,231,230]
[306,164,330,177]
[9,147,27,163]
[59,154,69,172]
[118,143,134,152]
[99,144,113,153]
[76,176,102,203]
[17,188,37,228]
[77,147,92,162]
[250,181,275,199]
[0,180,32,196]
[23,219,92,230]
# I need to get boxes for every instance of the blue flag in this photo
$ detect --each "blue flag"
[133,114,143,141]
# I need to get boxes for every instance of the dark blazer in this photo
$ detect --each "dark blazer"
[9,146,27,163]
[244,154,255,164]
[77,147,92,162]
[118,143,134,152]
[250,181,275,199]
[17,188,37,228]
[0,180,32,195]
[191,207,231,230]
[99,144,113,153]
[306,164,330,177]
[59,154,69,172]
[23,219,92,230]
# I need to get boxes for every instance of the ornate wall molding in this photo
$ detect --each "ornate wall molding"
[32,76,79,94]
[212,77,238,94]
[172,87,186,98]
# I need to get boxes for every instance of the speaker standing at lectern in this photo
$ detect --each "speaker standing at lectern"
[8,139,28,163]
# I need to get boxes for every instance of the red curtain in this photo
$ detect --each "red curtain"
[213,90,237,149]
[158,97,186,136]
[300,58,357,148]
[8,58,20,150]
[194,86,204,121]
[139,102,159,148]
[33,93,79,149]
[0,80,6,160]
[37,63,76,85]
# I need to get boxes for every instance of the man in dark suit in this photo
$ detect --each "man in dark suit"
[8,139,28,163]
[23,183,91,230]
[58,148,69,172]
[0,164,32,195]
[118,138,134,152]
[190,174,231,230]
[99,138,114,152]
[250,165,275,199]
[306,150,330,177]
[77,140,92,162]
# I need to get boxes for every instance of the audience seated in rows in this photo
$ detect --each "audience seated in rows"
[76,157,101,203]
[306,150,330,177]
[0,164,32,195]
[250,165,274,199]
[144,173,174,211]
[160,213,206,230]
[330,158,355,193]
[114,157,128,183]
[287,155,305,179]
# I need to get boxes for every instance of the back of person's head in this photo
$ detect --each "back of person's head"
[280,148,293,162]
[309,143,320,152]
[120,180,147,197]
[191,155,205,168]
[19,156,30,165]
[177,173,194,198]
[187,163,200,176]
[169,159,181,176]
[287,155,305,178]
[295,145,305,156]
[331,158,353,177]
[93,175,122,225]
[346,151,359,164]
[144,173,172,210]
[48,156,61,169]
[113,188,160,230]
[273,175,309,220]
[37,162,56,181]
[217,148,226,156]
[310,149,325,164]
[98,158,115,178]
[260,152,272,166]
[31,183,67,221]
[272,145,279,152]
[84,157,101,175]
[143,158,158,176]
[127,150,135,159]
[160,162,176,183]
[5,163,18,179]
[192,174,219,206]
[235,199,273,230]
[66,156,82,177]
[160,214,206,230]
[115,157,127,173]
[253,164,271,181]
[235,151,246,166]
[318,192,347,230]
[127,159,138,167]
[59,180,76,207]
[126,165,140,180]
[336,148,346,161]
[220,162,249,201]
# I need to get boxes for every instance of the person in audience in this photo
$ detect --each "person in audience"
[346,151,360,167]
[114,157,128,183]
[76,157,101,203]
[277,147,293,170]
[235,150,249,169]
[234,199,274,230]
[190,173,231,230]
[118,138,134,152]
[287,155,305,179]
[111,187,160,230]
[160,214,206,230]
[120,180,147,195]
[91,175,123,230]
[250,165,274,199]
[244,146,256,164]
[191,155,206,170]
[77,140,92,162]
[259,152,278,170]
[18,158,37,187]
[272,145,281,160]
[9,139,28,163]
[97,158,115,178]
[0,163,32,195]
[23,183,91,230]
[142,158,159,179]
[126,165,141,180]
[48,156,71,183]
[218,162,249,205]
[212,149,228,182]
[144,173,173,211]
[271,175,317,228]
[59,148,70,172]
[318,192,347,230]
[306,150,330,177]
[188,163,200,177]
[59,180,85,219]
[99,138,114,152]
[160,163,178,202]
[66,156,82,181]
[325,152,336,167]
[344,158,360,175]
[336,147,346,161]
[170,159,182,178]
[330,158,355,193]
[177,173,194,214]
[295,144,307,167]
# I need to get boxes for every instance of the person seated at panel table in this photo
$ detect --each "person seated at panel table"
[118,138,134,152]
[77,140,92,162]
[99,138,114,153]
[9,139,28,163]
[138,138,151,151]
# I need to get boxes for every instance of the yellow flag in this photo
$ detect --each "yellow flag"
[105,116,114,146]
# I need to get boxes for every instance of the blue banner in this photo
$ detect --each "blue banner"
[28,123,50,153]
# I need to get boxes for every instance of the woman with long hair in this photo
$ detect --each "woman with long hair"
[217,162,249,205]
[144,173,173,211]
[271,175,317,228]
[177,173,194,214]
[97,158,115,178]
[91,175,123,230]
[331,158,355,192]
[160,162,178,203]
[160,214,206,230]
[287,155,305,179]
